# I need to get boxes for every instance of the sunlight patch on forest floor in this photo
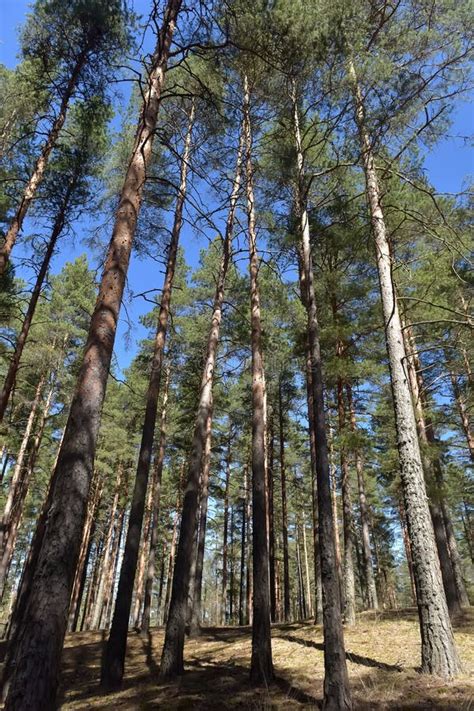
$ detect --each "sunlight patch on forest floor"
[57,608,473,710]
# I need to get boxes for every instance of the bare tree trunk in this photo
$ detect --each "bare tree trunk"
[0,374,45,565]
[403,326,461,615]
[141,369,170,634]
[279,379,290,622]
[3,6,181,707]
[346,384,378,610]
[337,381,356,626]
[189,411,212,635]
[0,49,89,276]
[163,508,179,624]
[0,382,53,598]
[0,184,74,422]
[243,76,273,685]
[68,470,103,631]
[221,438,231,625]
[398,498,417,604]
[268,416,276,623]
[246,463,253,626]
[349,58,459,677]
[239,477,247,626]
[104,508,126,629]
[102,95,193,690]
[291,85,351,709]
[159,130,242,677]
[91,465,123,630]
[132,477,154,628]
[450,373,474,462]
[302,518,313,619]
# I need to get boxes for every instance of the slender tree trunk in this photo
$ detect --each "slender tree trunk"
[91,466,123,629]
[279,379,290,622]
[141,369,170,634]
[346,384,378,610]
[189,411,212,636]
[450,373,474,462]
[0,185,74,422]
[132,479,154,628]
[0,49,88,276]
[104,508,126,629]
[302,518,313,619]
[0,382,54,598]
[398,498,417,604]
[156,541,167,625]
[403,326,461,615]
[349,58,459,677]
[159,129,242,677]
[102,97,193,689]
[0,374,44,562]
[337,380,356,626]
[163,509,179,624]
[302,332,323,624]
[68,471,103,631]
[292,86,351,709]
[3,6,181,707]
[229,505,235,623]
[268,416,276,623]
[296,521,306,620]
[239,485,246,626]
[243,76,273,685]
[246,462,253,625]
[84,537,105,631]
[222,439,231,625]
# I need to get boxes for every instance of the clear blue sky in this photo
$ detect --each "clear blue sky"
[1,0,473,373]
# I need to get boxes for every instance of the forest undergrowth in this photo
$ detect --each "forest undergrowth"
[25,609,473,710]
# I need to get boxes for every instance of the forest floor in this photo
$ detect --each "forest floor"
[38,608,474,709]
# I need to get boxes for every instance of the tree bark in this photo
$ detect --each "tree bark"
[0,382,54,598]
[403,325,461,614]
[0,374,45,563]
[159,128,242,676]
[243,76,273,685]
[268,415,276,623]
[0,182,75,421]
[292,85,351,709]
[102,94,193,690]
[239,478,247,627]
[349,58,460,677]
[132,476,154,628]
[189,410,212,635]
[141,368,170,634]
[337,380,356,625]
[279,378,291,622]
[3,6,181,706]
[221,437,231,625]
[346,384,378,610]
[0,49,89,275]
[91,465,123,629]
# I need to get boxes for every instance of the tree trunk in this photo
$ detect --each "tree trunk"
[0,383,54,599]
[222,438,231,625]
[346,384,378,610]
[91,465,123,630]
[398,498,417,604]
[349,58,460,677]
[102,95,193,690]
[0,374,45,564]
[132,476,154,628]
[104,508,126,629]
[189,411,212,636]
[246,463,253,626]
[291,85,351,709]
[302,518,313,619]
[450,372,474,462]
[402,326,461,615]
[0,183,74,422]
[163,508,179,624]
[243,76,273,685]
[0,49,89,276]
[159,129,242,676]
[279,379,291,622]
[268,415,276,623]
[337,380,356,626]
[239,481,246,627]
[141,368,170,634]
[3,5,181,705]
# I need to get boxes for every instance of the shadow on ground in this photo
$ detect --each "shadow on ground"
[45,611,474,709]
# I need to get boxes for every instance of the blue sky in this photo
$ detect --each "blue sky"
[1,0,473,374]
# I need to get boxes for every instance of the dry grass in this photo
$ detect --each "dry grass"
[57,608,473,710]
